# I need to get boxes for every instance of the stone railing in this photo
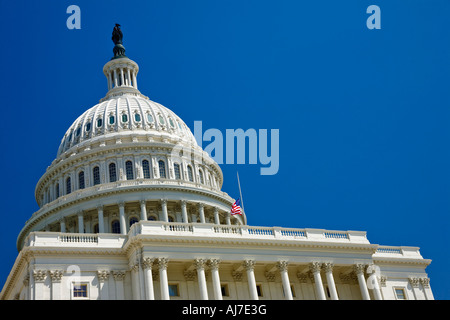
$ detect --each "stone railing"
[24,232,127,249]
[131,221,370,244]
[373,245,423,259]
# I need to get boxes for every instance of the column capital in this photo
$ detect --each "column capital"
[160,199,168,205]
[194,258,207,270]
[118,201,125,208]
[112,270,126,281]
[157,257,169,270]
[97,270,110,282]
[276,261,289,272]
[180,200,187,206]
[140,200,147,206]
[323,262,334,273]
[353,263,366,275]
[243,260,255,271]
[408,277,420,288]
[97,204,104,210]
[419,277,430,288]
[309,261,322,274]
[208,259,221,270]
[198,202,205,209]
[33,270,46,282]
[49,270,63,282]
[142,257,155,270]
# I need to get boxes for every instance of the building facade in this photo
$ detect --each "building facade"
[0,29,433,300]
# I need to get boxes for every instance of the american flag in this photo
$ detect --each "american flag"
[230,198,242,215]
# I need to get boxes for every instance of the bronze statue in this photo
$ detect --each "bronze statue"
[111,23,126,59]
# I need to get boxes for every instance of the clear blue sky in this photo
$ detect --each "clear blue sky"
[0,0,449,299]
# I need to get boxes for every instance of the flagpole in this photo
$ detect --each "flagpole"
[237,171,245,213]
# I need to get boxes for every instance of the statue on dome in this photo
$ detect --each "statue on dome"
[111,23,126,59]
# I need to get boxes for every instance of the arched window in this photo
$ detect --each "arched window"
[66,177,72,194]
[93,166,100,185]
[142,160,151,179]
[109,115,115,125]
[134,113,141,122]
[97,118,103,128]
[78,171,85,189]
[199,170,204,184]
[122,114,128,123]
[55,183,60,198]
[174,163,181,180]
[148,215,157,221]
[187,165,194,182]
[93,224,99,234]
[125,161,134,180]
[111,220,121,234]
[109,163,117,182]
[129,217,139,227]
[159,160,166,179]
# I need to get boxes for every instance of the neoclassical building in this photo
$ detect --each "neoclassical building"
[0,27,434,300]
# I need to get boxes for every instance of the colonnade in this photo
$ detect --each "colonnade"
[57,199,233,235]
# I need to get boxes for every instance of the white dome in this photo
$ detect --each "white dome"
[57,95,198,158]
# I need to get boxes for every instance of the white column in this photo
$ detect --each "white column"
[367,264,382,300]
[130,264,140,300]
[97,271,110,300]
[119,202,126,235]
[310,262,326,300]
[112,271,125,300]
[420,278,434,300]
[33,270,46,300]
[158,258,170,300]
[140,200,147,221]
[323,263,339,300]
[59,218,66,233]
[97,205,105,233]
[213,207,220,224]
[277,261,293,300]
[120,68,124,86]
[142,258,155,300]
[226,213,231,225]
[127,68,131,86]
[194,259,209,300]
[133,71,137,89]
[77,211,84,234]
[181,200,188,223]
[113,69,118,87]
[198,203,206,223]
[244,260,258,300]
[161,199,168,222]
[354,264,370,300]
[49,270,63,300]
[208,259,222,300]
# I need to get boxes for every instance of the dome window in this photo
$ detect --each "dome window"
[199,170,204,184]
[187,165,194,182]
[109,163,117,182]
[93,166,100,185]
[78,171,85,189]
[169,118,175,128]
[147,113,154,123]
[174,163,181,180]
[97,118,103,128]
[111,220,121,234]
[76,126,82,137]
[158,115,165,125]
[135,113,141,122]
[66,177,72,194]
[122,114,128,123]
[109,115,115,125]
[158,160,166,179]
[142,160,150,179]
[125,160,134,180]
[85,122,91,132]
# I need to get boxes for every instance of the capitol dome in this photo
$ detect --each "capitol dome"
[17,29,244,251]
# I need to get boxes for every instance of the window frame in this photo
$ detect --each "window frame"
[72,283,89,300]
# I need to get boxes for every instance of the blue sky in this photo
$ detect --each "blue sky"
[0,0,449,299]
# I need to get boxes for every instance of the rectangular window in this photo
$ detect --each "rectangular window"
[73,284,88,298]
[395,288,407,300]
[256,284,263,297]
[168,284,179,297]
[221,284,229,297]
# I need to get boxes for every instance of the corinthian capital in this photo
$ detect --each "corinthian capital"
[276,261,289,272]
[309,262,322,274]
